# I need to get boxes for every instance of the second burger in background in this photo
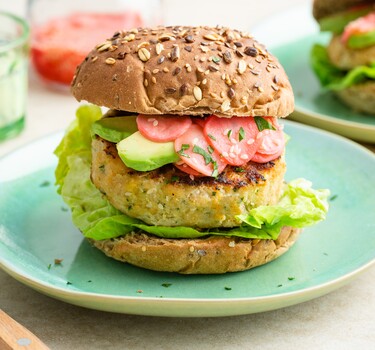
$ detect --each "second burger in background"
[311,0,375,114]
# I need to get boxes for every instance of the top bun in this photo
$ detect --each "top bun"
[71,26,294,118]
[313,0,373,21]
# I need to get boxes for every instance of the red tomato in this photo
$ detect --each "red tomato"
[31,12,143,85]
[174,124,226,177]
[137,115,192,142]
[203,115,261,166]
[342,11,375,43]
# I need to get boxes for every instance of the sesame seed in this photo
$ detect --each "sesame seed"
[193,86,203,101]
[157,55,165,64]
[271,84,279,91]
[202,78,207,85]
[151,77,157,84]
[163,67,170,73]
[91,56,98,62]
[152,69,159,74]
[189,174,195,181]
[144,79,149,87]
[141,246,147,252]
[189,246,195,252]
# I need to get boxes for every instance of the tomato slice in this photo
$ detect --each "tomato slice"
[174,162,205,177]
[175,124,226,177]
[342,11,375,43]
[203,115,261,166]
[31,12,143,85]
[137,115,192,142]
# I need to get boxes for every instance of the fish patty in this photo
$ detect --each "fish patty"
[91,137,286,228]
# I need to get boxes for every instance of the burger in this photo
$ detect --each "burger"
[55,25,329,274]
[311,0,375,114]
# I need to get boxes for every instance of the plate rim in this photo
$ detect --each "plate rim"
[1,123,375,316]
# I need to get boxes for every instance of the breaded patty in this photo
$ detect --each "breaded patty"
[328,34,375,69]
[91,137,286,228]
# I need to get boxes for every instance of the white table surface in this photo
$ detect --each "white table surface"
[1,1,375,349]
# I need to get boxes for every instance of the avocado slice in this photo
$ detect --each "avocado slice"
[348,29,375,48]
[117,131,180,171]
[319,6,372,34]
[91,116,138,143]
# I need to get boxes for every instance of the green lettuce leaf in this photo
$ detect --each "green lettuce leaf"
[311,44,375,91]
[55,105,330,241]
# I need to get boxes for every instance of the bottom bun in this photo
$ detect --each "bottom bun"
[335,82,375,115]
[89,226,301,274]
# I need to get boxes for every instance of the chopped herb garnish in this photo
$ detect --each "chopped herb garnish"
[288,277,295,281]
[277,284,283,288]
[66,281,72,285]
[234,167,245,173]
[329,194,338,201]
[323,252,328,256]
[212,56,221,63]
[211,161,219,178]
[87,280,92,283]
[193,145,212,165]
[137,289,143,293]
[224,286,232,290]
[177,143,190,158]
[162,283,172,288]
[99,164,105,172]
[170,176,180,182]
[207,145,214,154]
[61,207,68,212]
[239,127,245,141]
[40,180,50,187]
[254,117,276,132]
[47,264,52,270]
[227,129,232,138]
[208,133,216,141]
[212,191,216,196]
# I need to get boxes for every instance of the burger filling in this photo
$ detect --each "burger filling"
[55,105,329,241]
[312,4,375,92]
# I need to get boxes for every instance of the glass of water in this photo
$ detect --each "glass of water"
[0,12,29,142]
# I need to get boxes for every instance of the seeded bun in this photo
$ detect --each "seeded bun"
[71,26,294,118]
[312,0,373,21]
[91,226,301,274]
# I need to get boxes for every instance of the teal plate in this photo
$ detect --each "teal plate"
[253,5,375,143]
[1,121,375,317]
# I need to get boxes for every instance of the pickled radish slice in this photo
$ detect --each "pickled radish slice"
[204,115,261,166]
[174,162,205,177]
[175,124,226,177]
[137,115,192,142]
